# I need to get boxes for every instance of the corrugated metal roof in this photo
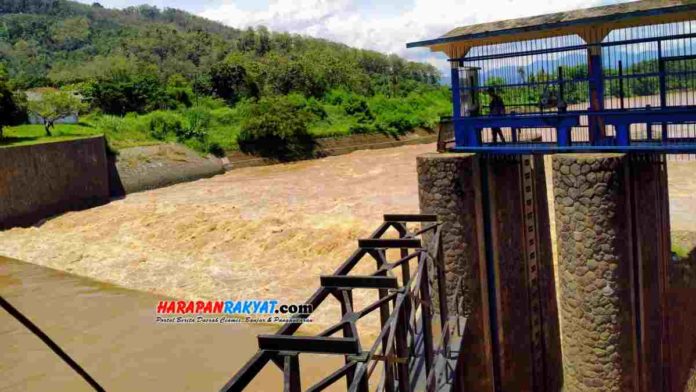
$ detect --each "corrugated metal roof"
[407,0,695,49]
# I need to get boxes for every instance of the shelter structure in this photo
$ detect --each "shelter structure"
[408,0,696,153]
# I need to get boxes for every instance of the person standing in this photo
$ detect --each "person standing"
[487,87,506,143]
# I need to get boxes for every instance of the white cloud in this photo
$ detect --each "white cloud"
[199,0,624,75]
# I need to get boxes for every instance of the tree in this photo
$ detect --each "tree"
[237,27,256,52]
[209,61,251,103]
[0,66,26,139]
[50,17,90,50]
[88,72,170,115]
[28,90,86,136]
[238,96,315,160]
[256,26,271,55]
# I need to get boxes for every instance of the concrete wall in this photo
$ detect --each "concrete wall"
[228,128,437,169]
[112,144,224,195]
[0,137,110,229]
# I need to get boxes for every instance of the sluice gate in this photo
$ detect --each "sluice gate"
[405,1,696,390]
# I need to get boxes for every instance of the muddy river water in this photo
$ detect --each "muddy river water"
[0,257,342,391]
[2,144,696,390]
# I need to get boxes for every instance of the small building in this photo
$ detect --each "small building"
[408,0,696,153]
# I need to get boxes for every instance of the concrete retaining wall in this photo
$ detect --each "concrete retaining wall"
[228,129,437,169]
[0,137,110,229]
[112,144,224,195]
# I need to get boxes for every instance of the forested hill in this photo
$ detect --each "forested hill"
[0,0,439,93]
[0,0,449,159]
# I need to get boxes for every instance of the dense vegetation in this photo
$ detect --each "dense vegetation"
[0,0,448,158]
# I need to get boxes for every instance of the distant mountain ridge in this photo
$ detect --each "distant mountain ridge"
[0,0,440,93]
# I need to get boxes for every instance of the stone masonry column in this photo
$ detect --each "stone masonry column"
[416,153,495,392]
[553,154,674,392]
[418,153,561,392]
[553,154,636,392]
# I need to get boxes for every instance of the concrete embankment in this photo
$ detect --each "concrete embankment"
[0,137,225,228]
[226,128,437,169]
[0,136,111,229]
[111,143,224,195]
[0,129,436,228]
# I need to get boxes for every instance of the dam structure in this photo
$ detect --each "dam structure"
[408,1,696,391]
[225,1,696,391]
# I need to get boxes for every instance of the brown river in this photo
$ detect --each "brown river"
[0,257,343,391]
[2,143,696,390]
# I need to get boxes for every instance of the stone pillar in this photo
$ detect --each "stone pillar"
[417,153,561,392]
[553,154,635,392]
[552,154,672,392]
[417,153,494,392]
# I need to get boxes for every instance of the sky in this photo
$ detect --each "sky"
[77,0,631,75]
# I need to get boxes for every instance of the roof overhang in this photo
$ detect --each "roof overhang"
[407,0,696,57]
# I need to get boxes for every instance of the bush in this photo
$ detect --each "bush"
[183,107,212,134]
[375,113,416,135]
[304,97,327,120]
[237,96,315,160]
[166,86,193,108]
[148,111,185,140]
[206,141,225,157]
[324,89,348,105]
[348,122,375,134]
[96,115,126,133]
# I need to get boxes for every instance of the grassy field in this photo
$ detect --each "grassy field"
[0,124,99,148]
[0,122,160,150]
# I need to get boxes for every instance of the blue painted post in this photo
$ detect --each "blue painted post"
[450,61,465,147]
[558,126,571,147]
[451,63,465,147]
[451,62,461,119]
[658,41,668,143]
[616,123,630,146]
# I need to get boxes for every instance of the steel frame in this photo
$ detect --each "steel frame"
[220,214,466,392]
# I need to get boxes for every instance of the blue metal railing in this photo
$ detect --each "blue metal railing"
[447,21,696,154]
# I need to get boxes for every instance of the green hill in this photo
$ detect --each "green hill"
[0,0,450,157]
